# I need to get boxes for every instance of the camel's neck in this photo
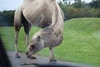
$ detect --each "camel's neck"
[51,3,64,34]
[51,20,63,34]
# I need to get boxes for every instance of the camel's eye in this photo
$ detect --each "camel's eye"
[30,45,35,49]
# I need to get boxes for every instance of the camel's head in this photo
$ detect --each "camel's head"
[26,27,54,58]
[26,34,44,58]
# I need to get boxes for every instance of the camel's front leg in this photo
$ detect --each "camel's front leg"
[14,27,21,58]
[49,47,56,63]
[25,34,29,46]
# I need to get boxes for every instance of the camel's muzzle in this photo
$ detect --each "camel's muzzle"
[26,52,31,58]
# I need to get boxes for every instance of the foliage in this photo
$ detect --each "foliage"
[0,18,100,66]
[89,0,100,8]
[0,10,15,26]
[59,0,100,20]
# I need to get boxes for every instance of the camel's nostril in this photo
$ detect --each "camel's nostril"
[26,52,28,55]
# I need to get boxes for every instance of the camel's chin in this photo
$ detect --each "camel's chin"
[29,56,36,59]
[27,54,36,59]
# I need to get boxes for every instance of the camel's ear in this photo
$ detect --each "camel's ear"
[37,36,41,41]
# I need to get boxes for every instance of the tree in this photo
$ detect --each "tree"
[89,0,100,8]
[0,10,15,26]
[73,0,82,8]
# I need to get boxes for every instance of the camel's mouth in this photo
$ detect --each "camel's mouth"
[26,54,36,59]
[26,52,33,58]
[26,51,36,59]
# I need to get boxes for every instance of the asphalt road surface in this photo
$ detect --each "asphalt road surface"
[7,51,94,67]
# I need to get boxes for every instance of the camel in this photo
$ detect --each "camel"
[14,0,64,62]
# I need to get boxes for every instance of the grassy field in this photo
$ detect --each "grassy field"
[0,18,100,66]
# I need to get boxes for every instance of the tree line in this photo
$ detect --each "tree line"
[0,10,14,26]
[60,0,100,20]
[0,0,100,26]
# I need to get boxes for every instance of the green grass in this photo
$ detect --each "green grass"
[0,18,100,66]
[0,26,41,52]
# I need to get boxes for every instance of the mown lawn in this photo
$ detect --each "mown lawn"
[0,18,100,66]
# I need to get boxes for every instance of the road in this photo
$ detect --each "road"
[7,51,94,67]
